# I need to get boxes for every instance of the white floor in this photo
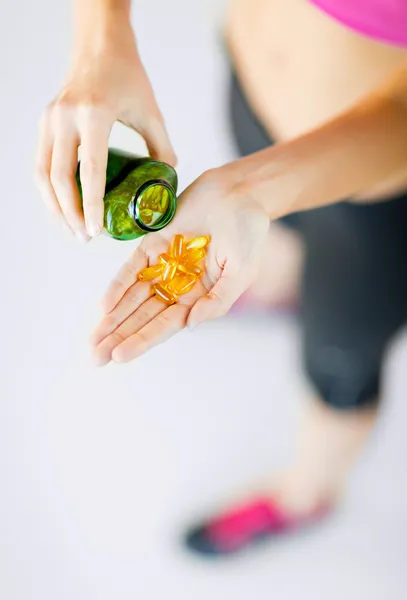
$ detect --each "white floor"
[2,1,407,599]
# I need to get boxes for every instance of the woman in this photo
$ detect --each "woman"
[36,0,407,556]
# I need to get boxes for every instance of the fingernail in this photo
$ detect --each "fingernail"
[92,350,109,367]
[188,322,200,332]
[111,348,124,363]
[77,231,90,243]
[87,222,101,238]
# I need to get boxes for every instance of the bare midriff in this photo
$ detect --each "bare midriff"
[225,0,407,199]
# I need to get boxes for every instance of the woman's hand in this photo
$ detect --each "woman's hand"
[90,168,270,366]
[35,16,175,241]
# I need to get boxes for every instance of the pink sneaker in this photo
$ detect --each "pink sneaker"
[184,496,332,556]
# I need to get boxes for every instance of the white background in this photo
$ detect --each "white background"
[1,1,407,598]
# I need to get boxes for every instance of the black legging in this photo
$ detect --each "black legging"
[229,71,407,410]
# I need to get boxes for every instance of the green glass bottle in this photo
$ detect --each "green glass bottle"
[76,148,178,240]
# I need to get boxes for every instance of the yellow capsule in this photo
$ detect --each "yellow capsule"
[168,274,196,295]
[153,283,177,305]
[139,208,153,225]
[178,260,203,278]
[183,247,206,264]
[162,257,178,283]
[170,234,184,258]
[167,273,185,292]
[159,253,172,265]
[137,263,165,281]
[142,185,158,209]
[138,197,149,210]
[158,188,170,212]
[185,235,210,251]
[152,187,163,209]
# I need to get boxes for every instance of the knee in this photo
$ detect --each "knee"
[303,341,381,410]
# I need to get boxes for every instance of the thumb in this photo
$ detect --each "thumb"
[188,274,244,330]
[141,116,177,167]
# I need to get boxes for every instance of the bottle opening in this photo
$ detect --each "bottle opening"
[133,181,177,231]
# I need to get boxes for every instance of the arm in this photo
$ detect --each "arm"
[232,65,407,219]
[36,0,175,241]
[90,64,407,364]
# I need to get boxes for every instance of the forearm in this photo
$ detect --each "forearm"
[73,0,135,58]
[237,68,407,220]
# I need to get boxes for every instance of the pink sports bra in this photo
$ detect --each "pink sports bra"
[310,0,407,47]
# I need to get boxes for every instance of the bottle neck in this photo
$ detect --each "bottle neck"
[132,179,177,232]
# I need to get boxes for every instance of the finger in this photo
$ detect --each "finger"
[93,295,166,366]
[79,115,112,237]
[140,116,177,167]
[51,124,89,241]
[35,113,73,233]
[188,270,245,330]
[112,303,189,363]
[100,245,148,314]
[90,280,152,347]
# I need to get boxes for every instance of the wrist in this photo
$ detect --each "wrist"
[230,143,307,221]
[73,1,136,61]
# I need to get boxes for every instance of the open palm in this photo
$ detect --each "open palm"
[91,170,269,366]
